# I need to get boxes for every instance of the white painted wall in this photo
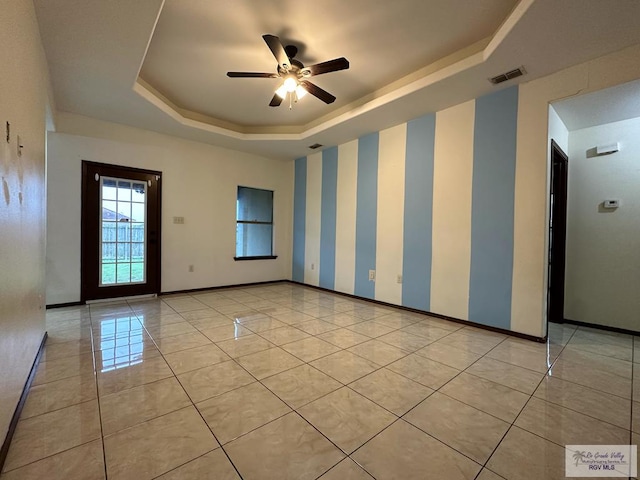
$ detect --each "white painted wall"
[334,140,358,294]
[46,113,293,304]
[375,124,406,305]
[303,152,322,286]
[548,105,569,154]
[430,100,474,320]
[565,117,640,331]
[0,0,52,443]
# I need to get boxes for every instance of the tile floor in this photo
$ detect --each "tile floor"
[1,282,637,479]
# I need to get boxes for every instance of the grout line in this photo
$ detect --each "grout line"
[480,324,580,469]
[88,308,109,480]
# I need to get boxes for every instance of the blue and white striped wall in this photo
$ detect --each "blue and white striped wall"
[293,86,529,333]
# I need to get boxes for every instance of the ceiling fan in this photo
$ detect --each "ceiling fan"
[227,34,349,107]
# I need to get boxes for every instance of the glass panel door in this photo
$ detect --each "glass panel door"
[100,177,147,286]
[81,161,161,302]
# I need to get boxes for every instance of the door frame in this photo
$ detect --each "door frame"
[81,161,162,302]
[547,140,569,324]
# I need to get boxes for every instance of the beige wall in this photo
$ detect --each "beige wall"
[0,0,52,442]
[46,113,293,304]
[565,117,640,331]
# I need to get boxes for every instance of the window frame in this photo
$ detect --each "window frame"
[234,185,278,261]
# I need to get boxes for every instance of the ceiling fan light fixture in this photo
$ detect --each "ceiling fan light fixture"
[295,85,307,99]
[283,76,298,93]
[275,84,288,99]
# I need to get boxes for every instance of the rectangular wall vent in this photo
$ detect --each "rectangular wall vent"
[308,143,323,150]
[489,66,526,84]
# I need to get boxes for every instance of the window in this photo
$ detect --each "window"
[235,186,277,260]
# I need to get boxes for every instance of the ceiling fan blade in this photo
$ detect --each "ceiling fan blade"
[269,93,283,107]
[299,80,336,104]
[227,72,278,78]
[300,57,349,77]
[262,34,291,71]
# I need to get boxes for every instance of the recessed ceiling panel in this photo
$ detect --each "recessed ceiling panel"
[139,0,518,127]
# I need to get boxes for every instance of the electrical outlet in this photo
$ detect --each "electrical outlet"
[173,216,184,224]
[188,265,194,272]
[368,269,376,281]
[311,263,315,270]
[397,274,403,284]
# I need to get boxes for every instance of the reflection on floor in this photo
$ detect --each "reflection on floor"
[1,282,636,479]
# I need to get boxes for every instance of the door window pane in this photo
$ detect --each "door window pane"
[100,176,146,286]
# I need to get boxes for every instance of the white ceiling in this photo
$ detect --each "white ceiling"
[33,0,640,160]
[140,0,517,128]
[553,78,640,131]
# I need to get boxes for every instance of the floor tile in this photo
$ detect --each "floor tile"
[515,397,631,446]
[437,331,503,355]
[235,347,303,379]
[298,387,396,454]
[156,449,240,479]
[352,420,481,480]
[197,382,291,444]
[177,360,255,403]
[153,331,212,355]
[257,325,311,345]
[225,412,344,480]
[311,350,381,384]
[100,377,191,435]
[476,469,506,480]
[439,372,529,423]
[404,392,509,464]
[376,330,433,352]
[94,342,160,372]
[42,339,93,361]
[347,339,409,365]
[32,353,95,386]
[241,317,288,333]
[0,439,104,480]
[262,364,342,408]
[138,313,187,328]
[296,319,341,335]
[318,458,374,479]
[349,368,433,416]
[465,357,544,394]
[486,426,567,480]
[534,375,631,429]
[387,353,460,389]
[164,343,230,374]
[97,355,173,396]
[198,323,252,342]
[3,400,101,471]
[320,313,363,328]
[104,406,218,480]
[21,372,96,419]
[415,342,482,370]
[400,322,452,342]
[317,328,371,349]
[486,340,555,373]
[281,337,341,362]
[178,308,222,321]
[215,334,274,358]
[550,349,632,398]
[347,320,397,338]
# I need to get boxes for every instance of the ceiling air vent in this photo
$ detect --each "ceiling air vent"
[308,143,323,150]
[489,66,526,85]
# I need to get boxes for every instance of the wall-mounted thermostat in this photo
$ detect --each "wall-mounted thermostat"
[603,199,620,209]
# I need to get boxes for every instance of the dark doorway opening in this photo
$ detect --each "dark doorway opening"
[547,140,569,324]
[81,161,162,302]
